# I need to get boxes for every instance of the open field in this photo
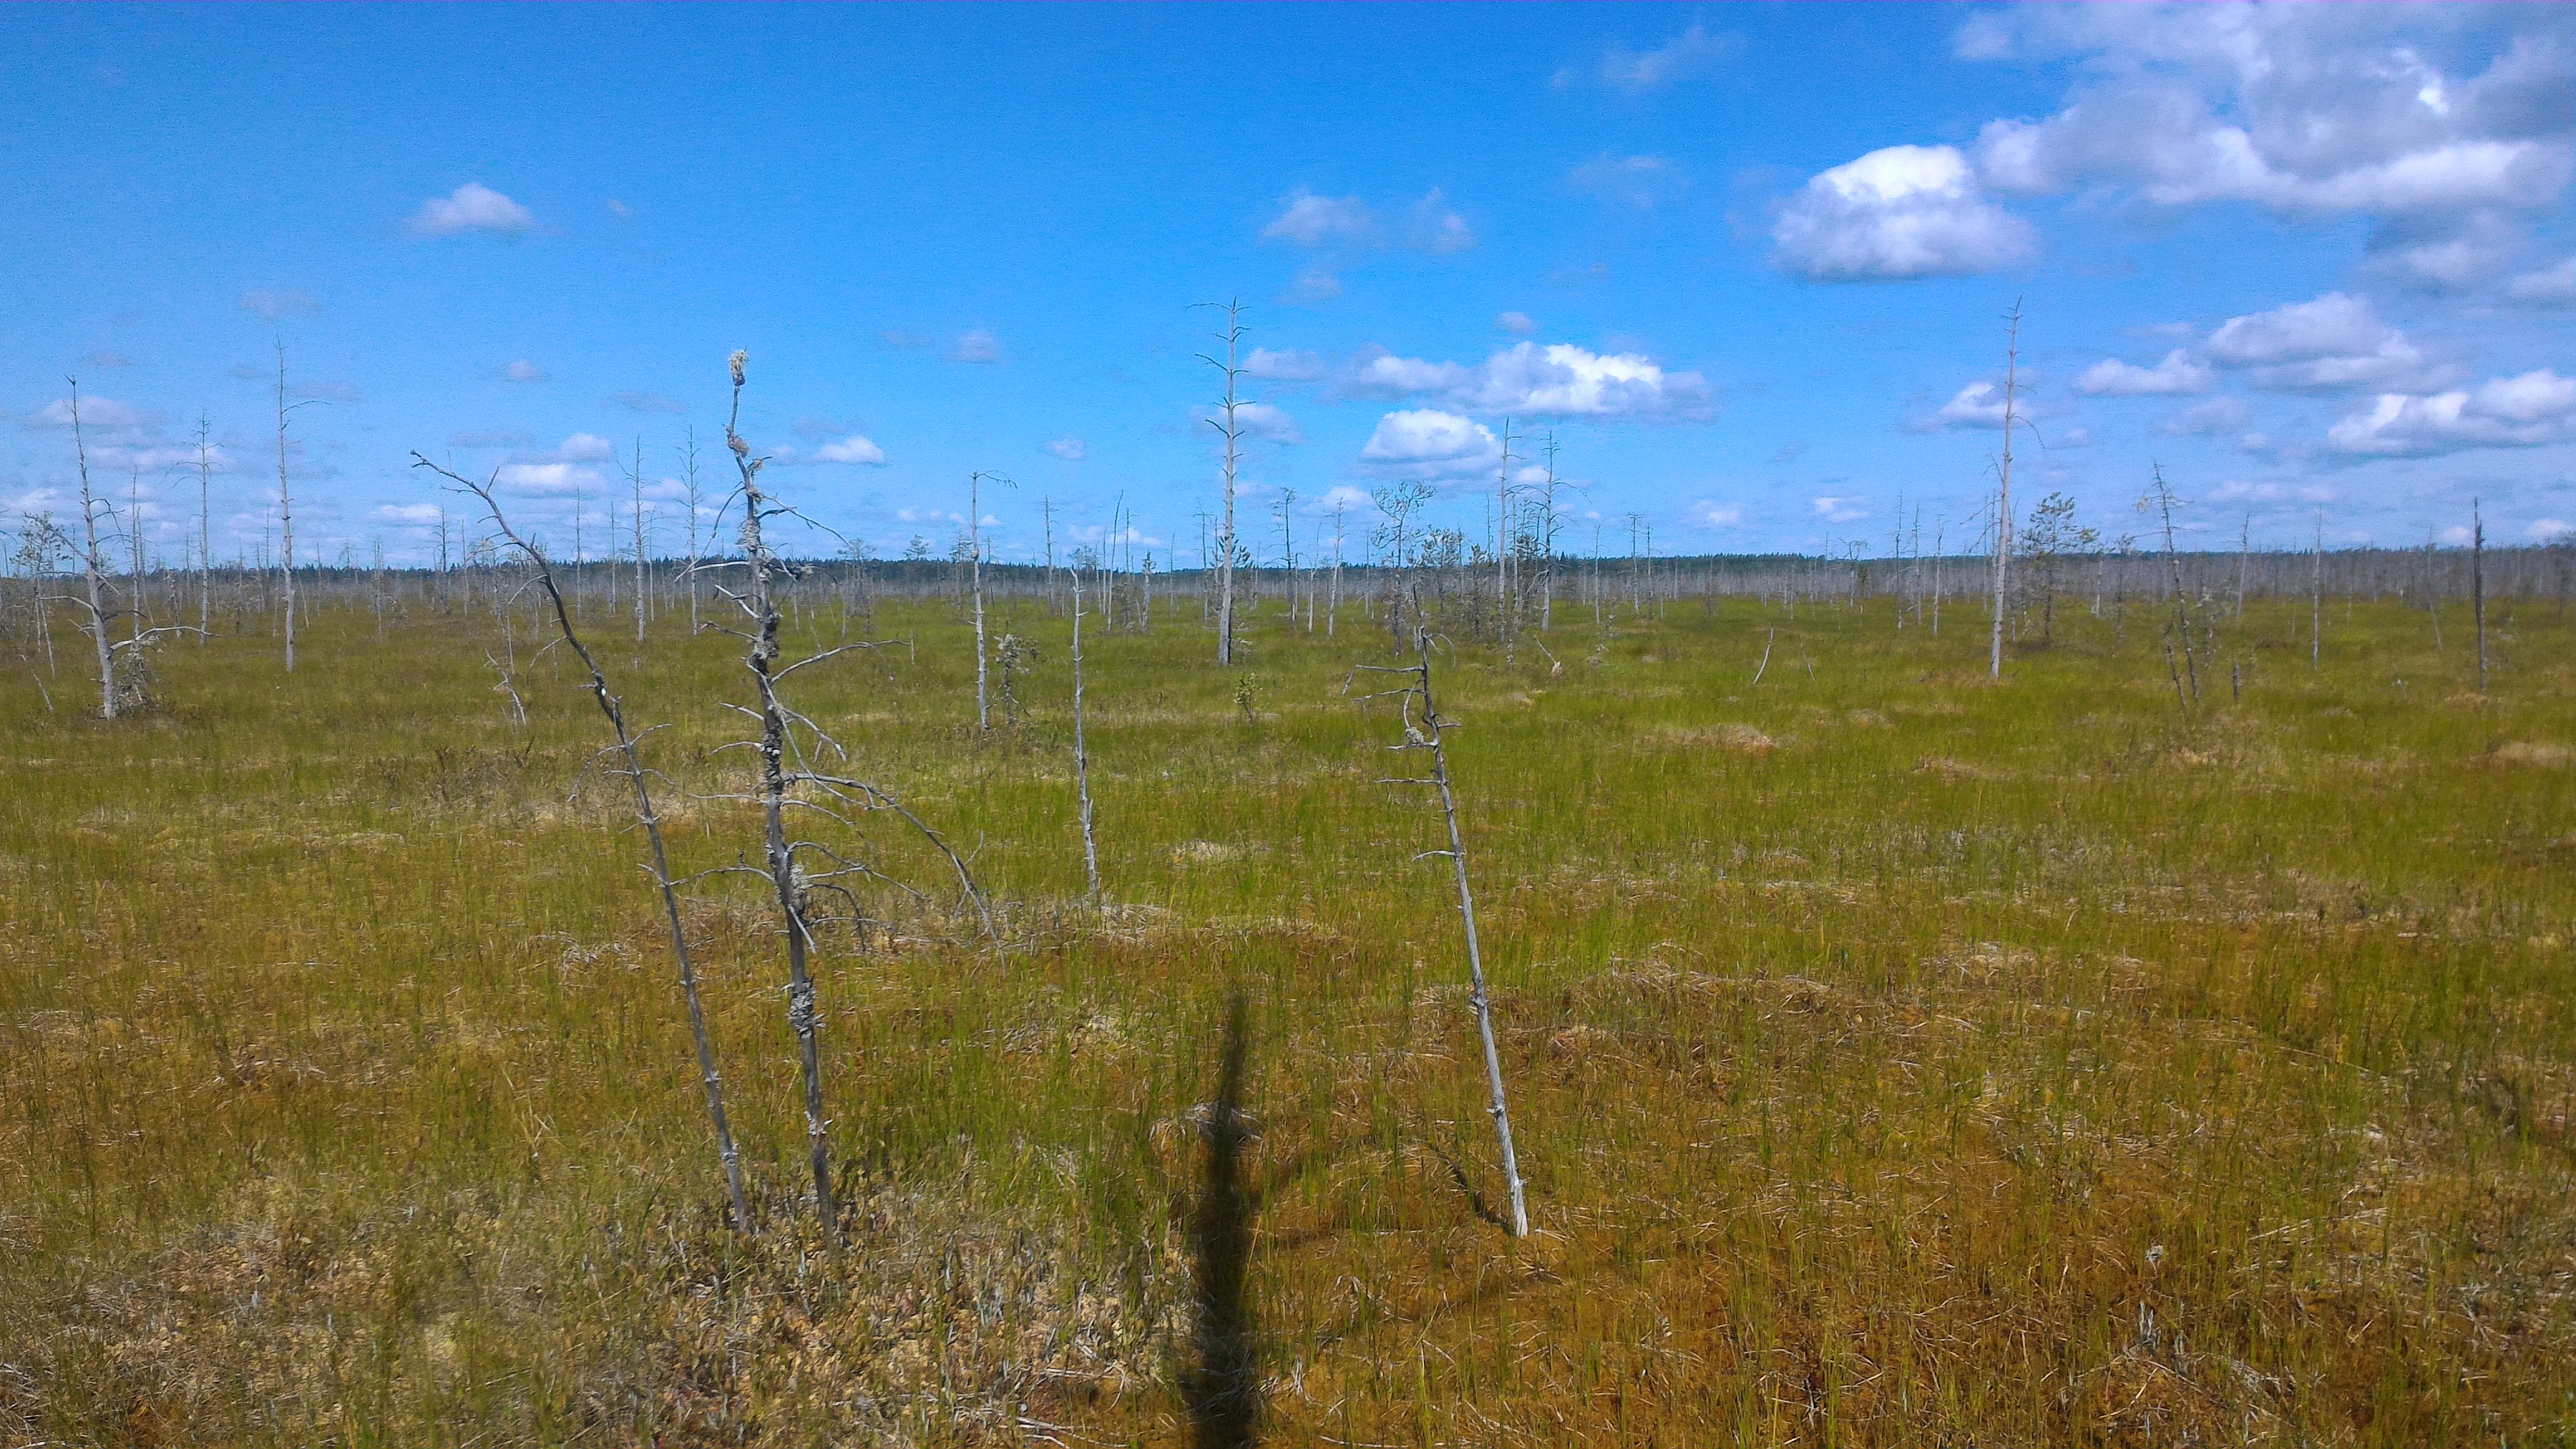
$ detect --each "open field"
[3,584,2572,1447]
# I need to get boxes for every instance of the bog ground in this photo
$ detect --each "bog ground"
[3,586,2571,1447]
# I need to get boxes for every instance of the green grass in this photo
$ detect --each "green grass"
[3,584,2571,1446]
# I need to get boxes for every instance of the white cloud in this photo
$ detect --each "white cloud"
[1958,9,2574,218]
[1406,189,1476,253]
[21,395,158,431]
[2204,292,2443,393]
[1811,496,1870,523]
[1261,189,1372,247]
[503,359,547,384]
[1231,402,1302,445]
[2527,519,2573,542]
[238,288,318,319]
[1284,269,1343,306]
[809,435,887,465]
[511,432,617,465]
[1346,348,1474,399]
[2077,349,2215,396]
[1041,436,1086,462]
[377,502,444,525]
[1245,347,1329,382]
[1343,341,1712,422]
[1568,153,1684,209]
[1495,311,1538,335]
[1772,145,2034,281]
[947,328,1004,364]
[2206,292,2385,365]
[1584,23,1741,92]
[2504,257,2576,307]
[2157,396,2256,436]
[2327,368,2576,457]
[1914,381,2016,431]
[408,182,535,238]
[1686,500,1745,528]
[1359,409,1502,477]
[494,462,606,496]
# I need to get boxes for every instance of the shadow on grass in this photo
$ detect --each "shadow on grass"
[1183,990,1260,1449]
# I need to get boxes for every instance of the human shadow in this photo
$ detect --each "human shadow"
[1182,991,1260,1449]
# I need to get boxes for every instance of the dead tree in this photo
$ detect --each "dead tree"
[194,414,214,644]
[66,381,118,718]
[275,342,303,674]
[414,452,755,1233]
[2473,497,2488,694]
[1989,300,2023,679]
[1071,567,1101,904]
[1350,626,1530,1238]
[968,470,1013,731]
[703,351,994,1240]
[1197,300,1248,666]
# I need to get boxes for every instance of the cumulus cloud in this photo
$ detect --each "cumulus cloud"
[1343,341,1713,421]
[808,435,887,465]
[408,182,535,238]
[1041,436,1085,462]
[1284,269,1343,306]
[2205,292,2441,393]
[1772,145,2035,281]
[2157,396,2256,436]
[21,395,158,431]
[515,432,618,465]
[1232,402,1302,445]
[1245,347,1330,382]
[2527,519,2573,542]
[1568,153,1685,209]
[1958,8,2573,218]
[1360,409,1502,477]
[1262,190,1372,247]
[1811,496,1870,523]
[2504,257,2576,307]
[502,359,547,384]
[1912,381,2018,431]
[1686,499,1745,529]
[1573,22,1743,92]
[238,288,318,319]
[377,502,444,525]
[1406,189,1476,254]
[1495,311,1538,335]
[494,462,604,496]
[947,328,1004,364]
[2327,367,2576,457]
[2077,348,2215,396]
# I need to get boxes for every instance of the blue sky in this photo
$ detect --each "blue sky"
[3,3,2569,567]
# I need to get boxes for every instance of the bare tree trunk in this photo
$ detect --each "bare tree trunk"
[725,352,838,1240]
[418,453,755,1233]
[1990,301,2021,679]
[2473,498,2487,694]
[971,471,991,730]
[1202,301,1246,666]
[196,414,214,644]
[1072,569,1101,904]
[1415,633,1528,1238]
[2311,513,2323,672]
[276,342,297,674]
[68,381,116,718]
